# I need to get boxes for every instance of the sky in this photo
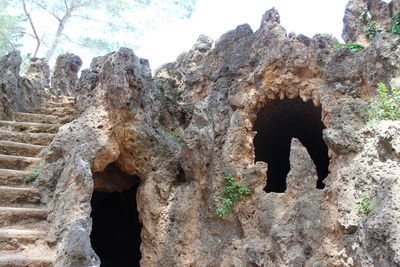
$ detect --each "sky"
[134,0,350,70]
[16,0,359,71]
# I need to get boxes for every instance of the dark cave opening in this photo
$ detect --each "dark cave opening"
[90,170,142,267]
[253,98,329,193]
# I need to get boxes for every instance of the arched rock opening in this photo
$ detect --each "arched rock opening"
[253,98,329,193]
[90,163,142,267]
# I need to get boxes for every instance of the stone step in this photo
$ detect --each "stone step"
[0,121,62,134]
[47,95,76,102]
[48,96,75,102]
[12,112,73,124]
[0,207,47,227]
[26,106,75,117]
[0,154,41,170]
[41,100,75,108]
[0,228,47,251]
[0,169,28,187]
[0,254,54,267]
[0,130,55,146]
[0,186,41,207]
[0,141,45,157]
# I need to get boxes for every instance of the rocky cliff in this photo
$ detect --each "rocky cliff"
[4,0,398,266]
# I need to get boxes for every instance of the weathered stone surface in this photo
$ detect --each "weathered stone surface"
[20,57,51,109]
[55,218,99,267]
[0,51,22,119]
[36,4,400,267]
[342,0,400,45]
[51,53,82,96]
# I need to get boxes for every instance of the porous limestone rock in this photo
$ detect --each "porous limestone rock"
[39,1,400,266]
[20,57,51,108]
[342,0,400,45]
[51,53,82,96]
[0,51,22,119]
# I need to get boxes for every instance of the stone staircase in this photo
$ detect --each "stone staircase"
[0,96,75,267]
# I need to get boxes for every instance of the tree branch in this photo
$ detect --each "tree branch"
[0,31,17,50]
[21,0,41,57]
[16,30,35,39]
[32,0,61,21]
[64,0,69,10]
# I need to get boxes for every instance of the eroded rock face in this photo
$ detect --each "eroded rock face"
[41,3,400,267]
[51,53,82,96]
[0,51,22,119]
[20,57,51,109]
[342,0,400,45]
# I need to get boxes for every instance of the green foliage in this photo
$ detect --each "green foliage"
[357,193,373,215]
[359,8,373,22]
[175,89,183,101]
[78,37,125,54]
[364,21,383,40]
[334,43,365,52]
[391,13,400,35]
[364,83,400,121]
[0,0,24,55]
[217,175,250,218]
[9,0,197,60]
[359,8,383,40]
[24,161,44,183]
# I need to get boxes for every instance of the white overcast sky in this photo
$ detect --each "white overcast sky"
[135,0,350,70]
[18,0,378,71]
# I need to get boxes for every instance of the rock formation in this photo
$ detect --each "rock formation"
[343,0,400,44]
[50,53,82,96]
[0,51,22,119]
[21,57,51,109]
[0,53,53,119]
[0,0,399,266]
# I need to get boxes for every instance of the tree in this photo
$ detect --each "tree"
[0,0,24,55]
[12,0,197,61]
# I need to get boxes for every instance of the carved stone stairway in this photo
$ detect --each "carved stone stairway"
[0,96,75,267]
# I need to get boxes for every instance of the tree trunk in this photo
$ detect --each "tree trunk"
[21,0,41,57]
[46,14,71,61]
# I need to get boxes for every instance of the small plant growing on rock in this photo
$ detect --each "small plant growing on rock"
[365,83,400,121]
[334,43,365,52]
[359,8,383,40]
[392,13,400,35]
[357,193,373,215]
[24,161,45,183]
[364,21,384,40]
[175,89,183,101]
[217,175,250,218]
[359,8,373,22]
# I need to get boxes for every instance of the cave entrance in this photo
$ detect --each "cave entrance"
[90,163,142,267]
[253,98,329,193]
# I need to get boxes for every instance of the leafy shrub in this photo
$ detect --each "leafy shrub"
[392,13,400,35]
[359,8,383,40]
[24,168,40,183]
[334,43,365,52]
[365,83,400,121]
[359,8,373,22]
[357,193,373,215]
[364,21,384,39]
[217,175,250,218]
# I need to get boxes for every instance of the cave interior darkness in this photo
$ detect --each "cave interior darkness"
[253,98,330,193]
[90,164,142,267]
